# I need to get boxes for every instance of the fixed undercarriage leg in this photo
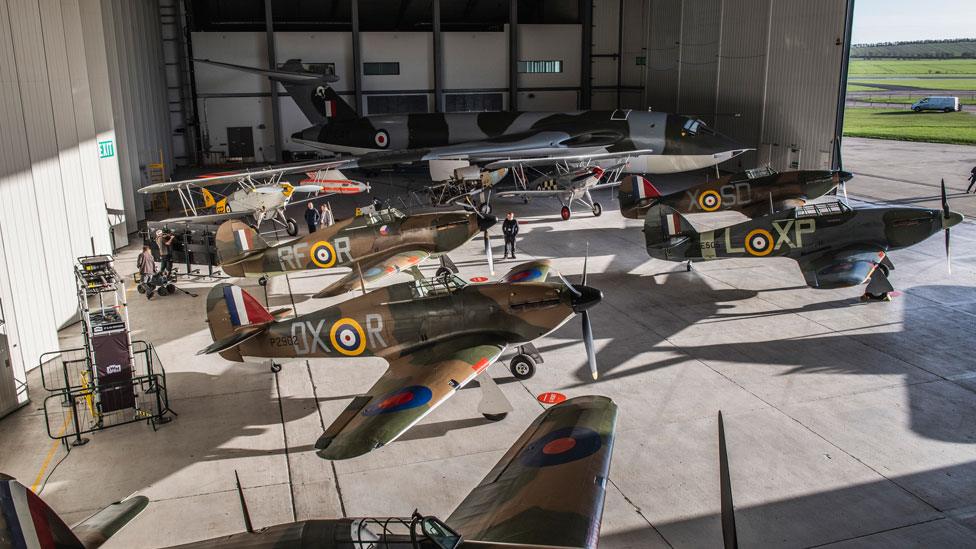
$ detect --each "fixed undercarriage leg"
[478,372,513,421]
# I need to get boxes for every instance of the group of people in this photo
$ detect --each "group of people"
[304,202,336,234]
[137,229,175,300]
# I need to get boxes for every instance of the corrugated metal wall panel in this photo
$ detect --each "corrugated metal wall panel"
[644,0,681,113]
[620,0,647,88]
[676,0,720,120]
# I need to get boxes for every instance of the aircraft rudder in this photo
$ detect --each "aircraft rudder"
[643,203,696,258]
[215,220,268,274]
[1,476,86,548]
[618,175,660,219]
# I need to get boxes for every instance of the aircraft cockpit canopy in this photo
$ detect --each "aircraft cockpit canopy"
[795,201,851,218]
[411,274,468,298]
[682,118,716,136]
[744,165,776,179]
[365,207,406,225]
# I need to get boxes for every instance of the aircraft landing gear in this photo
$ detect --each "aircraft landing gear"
[560,206,571,220]
[270,362,282,373]
[435,266,453,279]
[285,218,299,236]
[509,343,543,380]
[592,202,603,217]
[860,292,891,302]
[686,260,693,272]
[483,412,508,421]
[258,276,268,287]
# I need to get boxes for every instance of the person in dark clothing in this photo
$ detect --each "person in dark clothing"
[968,165,976,193]
[502,212,519,259]
[154,229,175,276]
[304,202,320,234]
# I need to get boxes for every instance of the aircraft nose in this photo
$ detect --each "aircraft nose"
[477,213,497,232]
[570,284,603,313]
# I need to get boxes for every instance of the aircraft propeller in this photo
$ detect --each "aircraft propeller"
[555,244,600,381]
[942,179,952,274]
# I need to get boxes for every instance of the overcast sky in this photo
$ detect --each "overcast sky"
[852,0,976,44]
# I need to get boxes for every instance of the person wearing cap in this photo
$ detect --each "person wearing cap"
[155,229,175,276]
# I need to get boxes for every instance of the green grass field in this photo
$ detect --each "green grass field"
[843,108,976,145]
[849,58,976,76]
[847,78,976,91]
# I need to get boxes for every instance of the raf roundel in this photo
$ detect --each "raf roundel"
[310,241,337,268]
[505,267,543,283]
[362,385,433,416]
[744,228,774,256]
[698,190,722,212]
[329,317,367,356]
[519,426,602,468]
[374,130,389,148]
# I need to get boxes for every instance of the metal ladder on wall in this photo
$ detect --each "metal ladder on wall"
[158,0,199,167]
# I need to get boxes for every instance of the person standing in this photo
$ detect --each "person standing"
[137,245,157,300]
[319,202,334,228]
[502,212,519,259]
[305,202,320,234]
[968,165,976,193]
[154,229,174,276]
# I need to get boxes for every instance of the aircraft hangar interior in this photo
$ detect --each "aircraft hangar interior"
[1,0,975,547]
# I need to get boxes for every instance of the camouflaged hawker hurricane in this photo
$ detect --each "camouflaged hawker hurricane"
[2,396,618,549]
[199,259,603,459]
[640,180,963,300]
[619,166,854,220]
[196,58,749,176]
[215,205,497,293]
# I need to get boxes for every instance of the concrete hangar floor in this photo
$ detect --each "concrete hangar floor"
[2,138,976,548]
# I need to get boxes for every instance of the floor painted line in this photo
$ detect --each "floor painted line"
[31,411,72,493]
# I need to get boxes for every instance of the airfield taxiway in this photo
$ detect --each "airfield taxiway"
[1,138,976,547]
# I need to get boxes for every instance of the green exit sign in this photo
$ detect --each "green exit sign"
[98,139,115,159]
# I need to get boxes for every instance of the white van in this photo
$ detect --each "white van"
[911,96,961,112]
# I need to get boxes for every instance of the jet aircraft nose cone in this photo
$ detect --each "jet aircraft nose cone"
[478,214,498,231]
[570,284,603,313]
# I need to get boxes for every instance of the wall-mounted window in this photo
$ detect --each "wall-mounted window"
[366,94,428,115]
[446,93,503,112]
[517,60,562,73]
[279,61,335,76]
[364,62,400,76]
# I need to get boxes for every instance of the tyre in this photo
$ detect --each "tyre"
[912,107,921,112]
[157,286,169,296]
[435,266,452,279]
[483,412,508,421]
[592,202,603,217]
[560,206,571,221]
[286,218,299,236]
[258,276,268,287]
[944,108,952,113]
[270,362,282,373]
[510,354,537,380]
[137,284,146,294]
[166,284,176,294]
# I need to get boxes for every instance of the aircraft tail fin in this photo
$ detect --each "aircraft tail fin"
[643,203,697,260]
[618,175,661,219]
[215,220,270,277]
[194,58,356,124]
[0,474,148,549]
[202,283,274,361]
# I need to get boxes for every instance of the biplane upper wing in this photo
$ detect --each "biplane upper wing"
[315,342,507,460]
[446,395,618,549]
[483,148,653,170]
[138,159,350,194]
[312,249,433,298]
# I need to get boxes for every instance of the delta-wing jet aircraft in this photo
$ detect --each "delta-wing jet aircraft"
[216,205,496,292]
[139,162,368,236]
[3,396,617,549]
[196,58,749,176]
[619,166,854,219]
[641,181,963,300]
[199,259,603,459]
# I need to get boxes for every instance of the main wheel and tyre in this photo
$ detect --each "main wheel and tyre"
[483,412,508,421]
[435,266,452,279]
[286,218,299,236]
[592,202,603,217]
[510,354,537,380]
[912,106,921,112]
[560,206,571,221]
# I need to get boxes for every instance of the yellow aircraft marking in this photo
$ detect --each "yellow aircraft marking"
[31,410,72,492]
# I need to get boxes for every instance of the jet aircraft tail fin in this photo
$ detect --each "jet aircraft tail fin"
[194,58,356,124]
[0,474,148,549]
[618,175,661,219]
[643,203,697,259]
[215,220,270,277]
[203,283,274,361]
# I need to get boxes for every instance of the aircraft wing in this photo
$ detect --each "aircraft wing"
[446,395,617,549]
[351,130,632,169]
[138,159,350,194]
[484,148,654,170]
[796,245,889,289]
[500,259,552,283]
[313,250,433,298]
[160,211,255,224]
[495,188,568,199]
[315,342,508,460]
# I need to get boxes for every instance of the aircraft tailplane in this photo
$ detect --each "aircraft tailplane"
[203,283,274,361]
[0,474,148,549]
[195,58,357,124]
[215,220,270,276]
[643,203,697,260]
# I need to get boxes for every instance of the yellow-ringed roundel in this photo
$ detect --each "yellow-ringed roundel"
[310,241,337,268]
[698,190,722,212]
[330,317,366,356]
[744,228,774,256]
[374,130,389,148]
